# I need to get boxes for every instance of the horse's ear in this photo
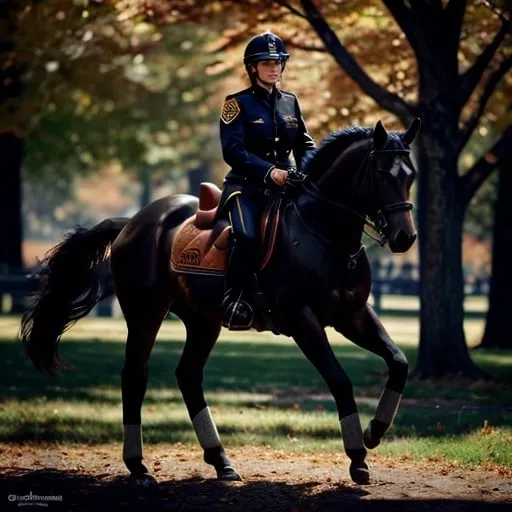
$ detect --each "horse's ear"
[373,120,388,149]
[404,117,421,145]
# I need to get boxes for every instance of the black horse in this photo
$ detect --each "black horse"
[20,119,420,486]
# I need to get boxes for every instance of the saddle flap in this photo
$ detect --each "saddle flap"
[171,194,283,276]
[260,197,283,270]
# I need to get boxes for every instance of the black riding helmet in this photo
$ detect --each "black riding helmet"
[244,31,289,78]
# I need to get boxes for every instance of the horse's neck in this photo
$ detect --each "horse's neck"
[293,184,365,256]
[301,139,370,250]
[316,139,370,207]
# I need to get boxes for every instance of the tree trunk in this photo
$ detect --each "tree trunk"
[0,133,23,270]
[414,112,490,379]
[0,5,24,270]
[478,153,512,349]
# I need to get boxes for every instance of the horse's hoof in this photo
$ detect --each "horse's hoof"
[130,473,158,489]
[217,466,243,481]
[349,462,370,485]
[363,427,380,449]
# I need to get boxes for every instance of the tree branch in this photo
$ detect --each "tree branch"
[299,0,414,124]
[274,0,307,19]
[459,54,512,152]
[445,0,467,26]
[460,124,512,207]
[381,0,422,54]
[458,20,510,109]
[445,0,467,59]
[483,0,512,24]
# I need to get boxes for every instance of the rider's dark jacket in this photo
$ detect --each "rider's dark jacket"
[218,84,315,211]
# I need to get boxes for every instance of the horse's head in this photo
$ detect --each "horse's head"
[303,118,420,254]
[364,119,420,253]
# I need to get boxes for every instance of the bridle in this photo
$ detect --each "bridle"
[366,149,414,244]
[297,147,414,247]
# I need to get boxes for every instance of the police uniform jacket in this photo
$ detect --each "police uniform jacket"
[219,84,315,209]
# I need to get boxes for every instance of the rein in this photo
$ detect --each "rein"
[299,181,385,249]
[297,147,414,249]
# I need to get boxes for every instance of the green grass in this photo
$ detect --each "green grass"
[0,315,511,469]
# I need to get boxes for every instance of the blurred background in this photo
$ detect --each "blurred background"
[0,0,511,379]
[1,3,512,493]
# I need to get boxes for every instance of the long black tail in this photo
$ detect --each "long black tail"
[20,217,129,374]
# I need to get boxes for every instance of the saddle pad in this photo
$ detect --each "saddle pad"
[171,217,229,275]
[171,197,283,276]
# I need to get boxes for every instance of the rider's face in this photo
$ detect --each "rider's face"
[254,60,282,86]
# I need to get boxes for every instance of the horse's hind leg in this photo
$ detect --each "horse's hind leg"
[334,304,408,450]
[116,283,171,485]
[173,303,242,481]
[292,306,369,485]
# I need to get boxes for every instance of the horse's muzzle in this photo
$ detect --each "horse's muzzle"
[389,229,417,253]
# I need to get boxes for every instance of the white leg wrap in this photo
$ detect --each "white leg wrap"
[340,413,364,450]
[375,388,402,425]
[123,424,143,461]
[192,407,221,449]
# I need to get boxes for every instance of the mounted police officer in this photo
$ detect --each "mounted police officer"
[219,31,316,330]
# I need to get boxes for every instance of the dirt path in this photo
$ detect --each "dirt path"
[1,443,511,511]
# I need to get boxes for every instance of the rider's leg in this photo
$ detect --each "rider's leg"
[222,194,260,330]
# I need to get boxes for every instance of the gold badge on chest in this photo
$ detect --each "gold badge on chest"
[221,98,241,124]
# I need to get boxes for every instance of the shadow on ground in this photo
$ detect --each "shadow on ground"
[1,469,510,512]
[2,338,511,404]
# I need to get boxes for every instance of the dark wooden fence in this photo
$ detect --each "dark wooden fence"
[370,260,488,317]
[1,261,489,317]
[0,268,39,314]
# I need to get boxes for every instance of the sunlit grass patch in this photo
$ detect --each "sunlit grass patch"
[379,427,512,467]
[1,313,511,470]
[1,389,510,469]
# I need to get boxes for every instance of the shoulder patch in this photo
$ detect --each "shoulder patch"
[221,98,241,124]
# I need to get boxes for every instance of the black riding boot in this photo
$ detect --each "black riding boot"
[222,236,255,330]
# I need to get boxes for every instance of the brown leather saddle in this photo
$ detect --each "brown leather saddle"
[170,183,282,275]
[170,183,282,276]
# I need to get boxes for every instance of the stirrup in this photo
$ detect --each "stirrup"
[221,290,254,330]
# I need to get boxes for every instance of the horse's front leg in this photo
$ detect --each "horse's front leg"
[334,303,408,449]
[291,306,370,484]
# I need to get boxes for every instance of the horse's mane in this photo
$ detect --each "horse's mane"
[302,126,406,179]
